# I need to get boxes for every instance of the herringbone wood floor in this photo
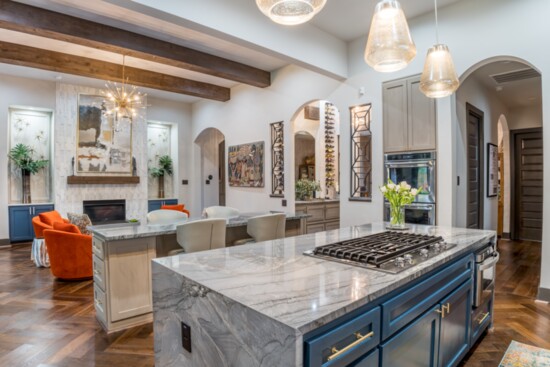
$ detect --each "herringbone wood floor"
[0,239,547,366]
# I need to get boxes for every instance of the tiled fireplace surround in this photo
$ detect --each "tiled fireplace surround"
[54,84,149,223]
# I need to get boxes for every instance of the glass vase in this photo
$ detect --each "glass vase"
[388,204,407,229]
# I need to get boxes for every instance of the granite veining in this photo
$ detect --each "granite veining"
[89,212,308,241]
[152,223,495,366]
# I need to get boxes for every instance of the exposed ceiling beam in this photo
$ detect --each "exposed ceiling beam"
[0,0,271,88]
[0,41,230,101]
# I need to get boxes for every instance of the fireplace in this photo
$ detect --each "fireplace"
[83,199,126,224]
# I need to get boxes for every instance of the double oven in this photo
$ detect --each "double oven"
[384,151,436,225]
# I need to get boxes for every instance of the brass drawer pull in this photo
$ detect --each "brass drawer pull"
[443,303,451,314]
[478,312,490,325]
[327,331,374,361]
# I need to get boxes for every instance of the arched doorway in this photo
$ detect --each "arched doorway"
[455,57,542,240]
[194,128,225,211]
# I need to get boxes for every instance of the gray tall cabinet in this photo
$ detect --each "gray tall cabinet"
[383,75,436,152]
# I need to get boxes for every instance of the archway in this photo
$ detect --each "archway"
[194,127,225,211]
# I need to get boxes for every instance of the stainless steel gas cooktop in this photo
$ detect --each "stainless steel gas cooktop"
[304,231,455,273]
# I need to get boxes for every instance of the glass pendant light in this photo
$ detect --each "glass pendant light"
[256,0,327,26]
[364,0,416,72]
[420,0,459,98]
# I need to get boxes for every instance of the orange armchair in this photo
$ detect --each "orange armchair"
[161,204,190,217]
[32,212,69,239]
[43,229,93,280]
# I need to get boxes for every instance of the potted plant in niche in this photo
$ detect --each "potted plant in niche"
[295,179,321,201]
[150,155,173,199]
[8,143,49,204]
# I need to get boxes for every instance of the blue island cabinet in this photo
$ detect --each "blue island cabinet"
[304,255,478,367]
[147,199,178,212]
[8,204,55,242]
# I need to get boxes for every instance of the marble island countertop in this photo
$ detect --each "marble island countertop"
[89,212,309,241]
[153,223,495,335]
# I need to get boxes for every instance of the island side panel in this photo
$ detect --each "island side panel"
[152,261,302,367]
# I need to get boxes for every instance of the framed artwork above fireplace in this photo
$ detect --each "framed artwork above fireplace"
[76,94,133,174]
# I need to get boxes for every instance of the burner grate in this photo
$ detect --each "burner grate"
[313,231,443,266]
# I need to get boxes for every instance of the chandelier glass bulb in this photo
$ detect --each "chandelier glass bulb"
[419,44,459,98]
[364,0,416,72]
[256,0,327,25]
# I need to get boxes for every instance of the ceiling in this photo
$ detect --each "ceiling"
[311,0,463,41]
[469,61,542,109]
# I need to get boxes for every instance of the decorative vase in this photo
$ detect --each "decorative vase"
[22,169,31,204]
[388,205,407,229]
[158,175,165,199]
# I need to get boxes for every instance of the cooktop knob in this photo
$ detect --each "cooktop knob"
[403,254,414,264]
[395,257,405,267]
[420,249,429,258]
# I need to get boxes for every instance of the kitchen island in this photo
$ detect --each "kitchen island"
[152,223,496,367]
[89,212,308,333]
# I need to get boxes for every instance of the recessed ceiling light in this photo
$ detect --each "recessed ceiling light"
[495,86,503,92]
[55,75,63,80]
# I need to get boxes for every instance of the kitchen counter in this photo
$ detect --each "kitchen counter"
[152,223,495,366]
[89,212,309,241]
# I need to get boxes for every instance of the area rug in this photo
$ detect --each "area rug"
[500,341,550,366]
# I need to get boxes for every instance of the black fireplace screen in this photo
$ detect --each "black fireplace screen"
[83,199,126,224]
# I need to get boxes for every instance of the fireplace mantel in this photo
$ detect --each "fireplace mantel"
[67,176,140,185]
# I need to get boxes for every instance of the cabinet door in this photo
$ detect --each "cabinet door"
[107,237,156,322]
[148,200,163,212]
[380,306,440,367]
[383,79,408,153]
[33,204,55,216]
[407,76,436,151]
[9,206,33,242]
[439,281,472,367]
[164,199,178,206]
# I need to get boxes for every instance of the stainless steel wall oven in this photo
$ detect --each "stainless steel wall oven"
[384,151,436,225]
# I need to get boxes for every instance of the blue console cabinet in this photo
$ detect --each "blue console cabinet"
[147,199,178,212]
[8,204,55,243]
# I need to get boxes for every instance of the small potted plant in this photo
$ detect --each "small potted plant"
[295,179,321,201]
[8,143,49,203]
[150,155,173,199]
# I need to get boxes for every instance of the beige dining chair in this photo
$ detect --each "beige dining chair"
[234,213,286,246]
[147,209,188,225]
[171,218,227,254]
[203,206,240,219]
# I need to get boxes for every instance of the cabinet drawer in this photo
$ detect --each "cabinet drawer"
[307,223,326,234]
[93,255,106,291]
[305,307,380,367]
[307,206,326,222]
[325,221,340,231]
[94,284,107,324]
[325,204,340,221]
[381,255,474,340]
[92,237,105,260]
[352,348,378,367]
[295,204,307,216]
[471,292,492,344]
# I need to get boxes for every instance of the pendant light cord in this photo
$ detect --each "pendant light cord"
[434,0,439,44]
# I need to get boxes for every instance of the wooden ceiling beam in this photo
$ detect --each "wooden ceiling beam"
[0,41,230,102]
[0,0,271,88]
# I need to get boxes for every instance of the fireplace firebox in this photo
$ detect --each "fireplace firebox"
[83,199,126,224]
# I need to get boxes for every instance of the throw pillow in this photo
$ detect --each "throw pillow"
[53,221,81,234]
[67,213,92,235]
[38,211,63,226]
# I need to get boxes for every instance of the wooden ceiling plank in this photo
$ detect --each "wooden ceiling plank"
[0,0,271,88]
[0,40,230,102]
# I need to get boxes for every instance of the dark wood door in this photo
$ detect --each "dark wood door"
[466,104,484,229]
[514,130,543,241]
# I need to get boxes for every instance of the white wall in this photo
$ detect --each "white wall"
[508,105,543,130]
[0,74,56,241]
[454,77,508,231]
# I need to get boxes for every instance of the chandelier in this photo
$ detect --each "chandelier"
[256,0,327,26]
[102,55,146,122]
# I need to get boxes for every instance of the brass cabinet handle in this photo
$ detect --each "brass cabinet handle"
[443,303,451,314]
[327,331,375,361]
[435,308,445,318]
[478,312,490,325]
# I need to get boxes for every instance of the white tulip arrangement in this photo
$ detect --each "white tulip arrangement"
[380,179,421,227]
